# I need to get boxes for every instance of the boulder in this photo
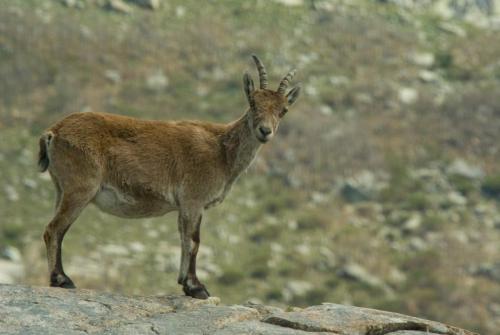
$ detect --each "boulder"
[418,70,440,83]
[105,0,133,14]
[130,0,161,10]
[61,0,86,9]
[381,0,500,28]
[0,247,24,284]
[0,261,24,285]
[0,284,477,334]
[146,69,169,91]
[469,262,500,282]
[410,52,435,67]
[447,159,484,179]
[337,262,392,293]
[339,171,382,203]
[398,87,418,105]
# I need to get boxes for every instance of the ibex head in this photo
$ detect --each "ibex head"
[243,55,301,143]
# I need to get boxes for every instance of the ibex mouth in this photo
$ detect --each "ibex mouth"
[256,132,271,143]
[257,137,269,143]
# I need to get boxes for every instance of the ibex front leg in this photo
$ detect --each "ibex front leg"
[177,208,210,299]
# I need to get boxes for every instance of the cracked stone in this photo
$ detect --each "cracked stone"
[0,284,476,335]
[262,304,476,335]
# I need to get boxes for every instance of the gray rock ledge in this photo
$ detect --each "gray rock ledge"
[0,284,477,335]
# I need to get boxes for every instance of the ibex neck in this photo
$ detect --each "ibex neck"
[222,111,262,181]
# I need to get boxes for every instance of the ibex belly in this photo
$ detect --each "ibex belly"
[92,184,176,218]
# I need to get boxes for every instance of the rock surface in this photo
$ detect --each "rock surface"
[0,284,476,335]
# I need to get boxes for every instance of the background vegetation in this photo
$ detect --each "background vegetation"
[1,0,500,333]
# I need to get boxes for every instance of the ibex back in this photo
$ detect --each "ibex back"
[39,55,301,299]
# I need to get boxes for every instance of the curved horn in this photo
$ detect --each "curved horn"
[251,54,268,89]
[277,69,296,94]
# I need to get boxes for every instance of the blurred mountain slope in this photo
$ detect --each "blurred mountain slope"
[0,1,499,334]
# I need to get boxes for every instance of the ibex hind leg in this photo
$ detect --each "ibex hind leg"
[43,184,97,288]
[42,136,101,288]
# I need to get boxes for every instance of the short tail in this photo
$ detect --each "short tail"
[38,131,53,172]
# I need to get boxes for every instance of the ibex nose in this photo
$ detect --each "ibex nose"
[258,126,272,137]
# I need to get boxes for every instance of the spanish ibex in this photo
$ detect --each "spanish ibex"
[38,55,301,299]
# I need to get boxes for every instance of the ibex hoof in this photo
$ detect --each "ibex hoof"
[50,273,76,289]
[183,285,210,300]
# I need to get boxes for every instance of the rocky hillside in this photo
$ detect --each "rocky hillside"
[1,1,500,334]
[0,284,477,335]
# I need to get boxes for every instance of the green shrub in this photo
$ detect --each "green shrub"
[217,269,244,286]
[296,210,330,230]
[482,174,500,199]
[449,174,476,195]
[265,288,283,301]
[402,192,431,211]
[434,50,453,69]
[250,267,269,279]
[422,213,446,231]
[249,224,282,242]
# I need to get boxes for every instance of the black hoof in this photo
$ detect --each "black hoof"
[50,273,76,289]
[183,285,210,300]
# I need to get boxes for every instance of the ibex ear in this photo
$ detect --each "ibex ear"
[243,72,255,105]
[286,85,301,106]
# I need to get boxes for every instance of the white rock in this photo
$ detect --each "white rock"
[319,105,333,116]
[287,219,298,230]
[107,0,133,14]
[273,0,303,6]
[338,262,386,289]
[270,243,283,253]
[388,267,407,284]
[227,234,240,244]
[304,85,318,97]
[439,22,467,37]
[100,244,129,256]
[147,229,159,238]
[0,260,24,284]
[283,280,313,301]
[448,191,467,206]
[131,0,160,10]
[23,178,38,189]
[451,230,469,244]
[175,6,186,17]
[311,191,328,204]
[297,52,319,66]
[4,185,19,202]
[411,52,435,67]
[403,214,422,232]
[398,87,418,104]
[355,93,373,104]
[1,246,22,262]
[295,244,311,256]
[38,172,52,181]
[409,237,427,251]
[104,69,121,84]
[447,159,484,179]
[146,69,169,91]
[329,75,350,86]
[129,242,145,253]
[418,70,439,82]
